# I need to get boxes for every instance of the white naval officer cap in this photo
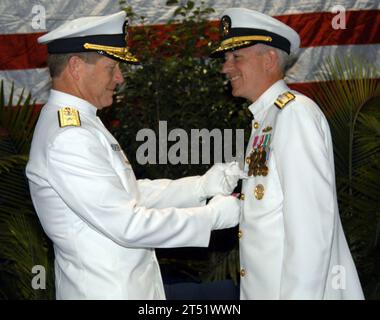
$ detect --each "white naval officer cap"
[38,11,138,64]
[210,8,300,58]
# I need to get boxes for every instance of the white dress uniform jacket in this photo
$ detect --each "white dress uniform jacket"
[239,80,364,300]
[26,90,220,300]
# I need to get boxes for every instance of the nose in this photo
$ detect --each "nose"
[221,54,233,75]
[114,64,124,84]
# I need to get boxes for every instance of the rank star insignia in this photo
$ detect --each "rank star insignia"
[220,15,231,37]
[58,107,81,127]
[123,19,129,43]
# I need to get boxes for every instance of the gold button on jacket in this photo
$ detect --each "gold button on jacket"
[254,184,265,200]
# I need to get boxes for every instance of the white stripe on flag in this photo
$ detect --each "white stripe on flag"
[0,0,119,34]
[127,0,380,24]
[286,44,380,83]
[0,68,51,105]
[0,0,379,33]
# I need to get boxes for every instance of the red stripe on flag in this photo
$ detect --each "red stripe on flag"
[288,82,321,98]
[205,9,380,47]
[277,9,380,47]
[0,10,379,71]
[0,33,47,70]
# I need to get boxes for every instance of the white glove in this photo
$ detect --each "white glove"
[199,161,244,199]
[208,194,240,230]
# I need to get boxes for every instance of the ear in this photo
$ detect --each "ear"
[67,55,84,80]
[264,49,278,72]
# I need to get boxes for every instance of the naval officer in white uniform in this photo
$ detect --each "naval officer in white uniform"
[210,8,364,299]
[26,11,242,300]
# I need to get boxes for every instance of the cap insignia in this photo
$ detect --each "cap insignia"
[220,15,231,37]
[123,19,129,43]
[274,91,295,110]
[58,107,81,128]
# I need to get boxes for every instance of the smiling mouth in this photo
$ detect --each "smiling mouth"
[229,75,241,82]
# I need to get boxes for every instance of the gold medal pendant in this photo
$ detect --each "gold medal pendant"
[261,165,269,176]
[248,149,258,176]
[258,148,267,176]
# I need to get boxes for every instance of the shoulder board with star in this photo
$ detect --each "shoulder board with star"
[58,107,81,128]
[274,91,295,110]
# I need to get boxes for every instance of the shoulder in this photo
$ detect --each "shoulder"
[44,108,99,148]
[51,125,101,149]
[274,90,326,122]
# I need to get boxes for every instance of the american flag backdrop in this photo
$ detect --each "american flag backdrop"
[0,0,379,106]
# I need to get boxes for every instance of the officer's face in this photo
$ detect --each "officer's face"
[80,56,124,109]
[222,46,268,102]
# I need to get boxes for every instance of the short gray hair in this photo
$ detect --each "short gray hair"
[254,44,297,75]
[274,47,297,74]
[47,52,101,78]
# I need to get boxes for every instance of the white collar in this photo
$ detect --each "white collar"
[247,79,289,117]
[47,89,98,117]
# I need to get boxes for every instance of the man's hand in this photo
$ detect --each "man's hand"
[208,194,241,230]
[199,161,244,199]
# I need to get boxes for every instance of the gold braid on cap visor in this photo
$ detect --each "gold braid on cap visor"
[213,35,272,53]
[83,43,138,63]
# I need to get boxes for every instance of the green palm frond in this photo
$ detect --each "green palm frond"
[0,80,39,154]
[0,164,34,211]
[0,207,54,299]
[354,110,380,166]
[0,80,54,299]
[312,56,380,179]
[0,154,28,174]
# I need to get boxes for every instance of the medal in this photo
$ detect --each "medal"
[248,133,272,177]
[247,149,257,176]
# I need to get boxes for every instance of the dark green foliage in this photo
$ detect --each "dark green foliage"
[0,81,54,299]
[107,1,250,180]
